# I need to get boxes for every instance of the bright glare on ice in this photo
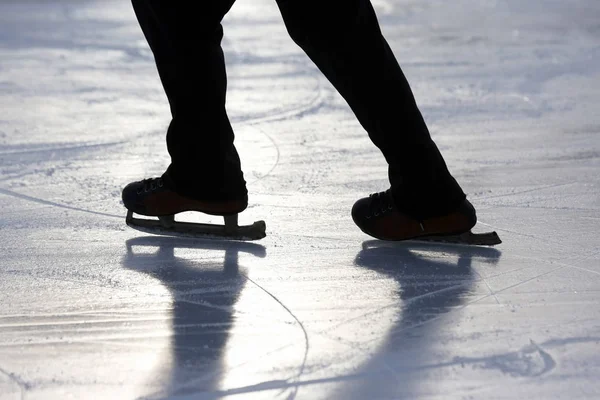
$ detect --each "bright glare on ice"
[1,0,599,399]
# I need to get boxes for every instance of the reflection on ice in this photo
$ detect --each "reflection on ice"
[1,0,599,399]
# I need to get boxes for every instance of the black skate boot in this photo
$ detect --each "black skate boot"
[122,177,265,241]
[351,189,500,245]
[122,176,247,217]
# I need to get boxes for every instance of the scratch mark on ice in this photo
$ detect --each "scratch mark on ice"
[454,339,556,377]
[246,126,281,184]
[0,366,27,400]
[0,187,121,218]
[242,275,309,400]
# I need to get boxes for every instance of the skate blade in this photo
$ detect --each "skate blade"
[126,211,266,241]
[412,230,502,246]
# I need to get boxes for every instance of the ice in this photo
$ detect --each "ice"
[1,0,599,399]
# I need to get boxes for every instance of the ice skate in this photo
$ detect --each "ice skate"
[351,190,501,246]
[122,177,266,241]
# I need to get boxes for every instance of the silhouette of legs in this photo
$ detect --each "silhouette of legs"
[132,0,466,218]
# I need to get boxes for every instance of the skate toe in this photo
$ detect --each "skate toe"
[121,181,146,214]
[350,196,371,226]
[352,190,477,241]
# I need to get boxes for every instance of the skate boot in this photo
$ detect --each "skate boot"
[351,189,501,246]
[122,177,248,217]
[122,177,265,241]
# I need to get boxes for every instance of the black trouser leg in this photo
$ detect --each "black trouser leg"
[131,0,247,201]
[276,0,466,218]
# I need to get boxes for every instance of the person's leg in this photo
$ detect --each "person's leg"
[276,0,465,219]
[131,0,246,202]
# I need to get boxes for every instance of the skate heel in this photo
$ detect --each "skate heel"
[224,214,238,234]
[158,215,175,228]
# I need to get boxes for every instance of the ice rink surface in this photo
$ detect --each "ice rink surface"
[1,0,599,398]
